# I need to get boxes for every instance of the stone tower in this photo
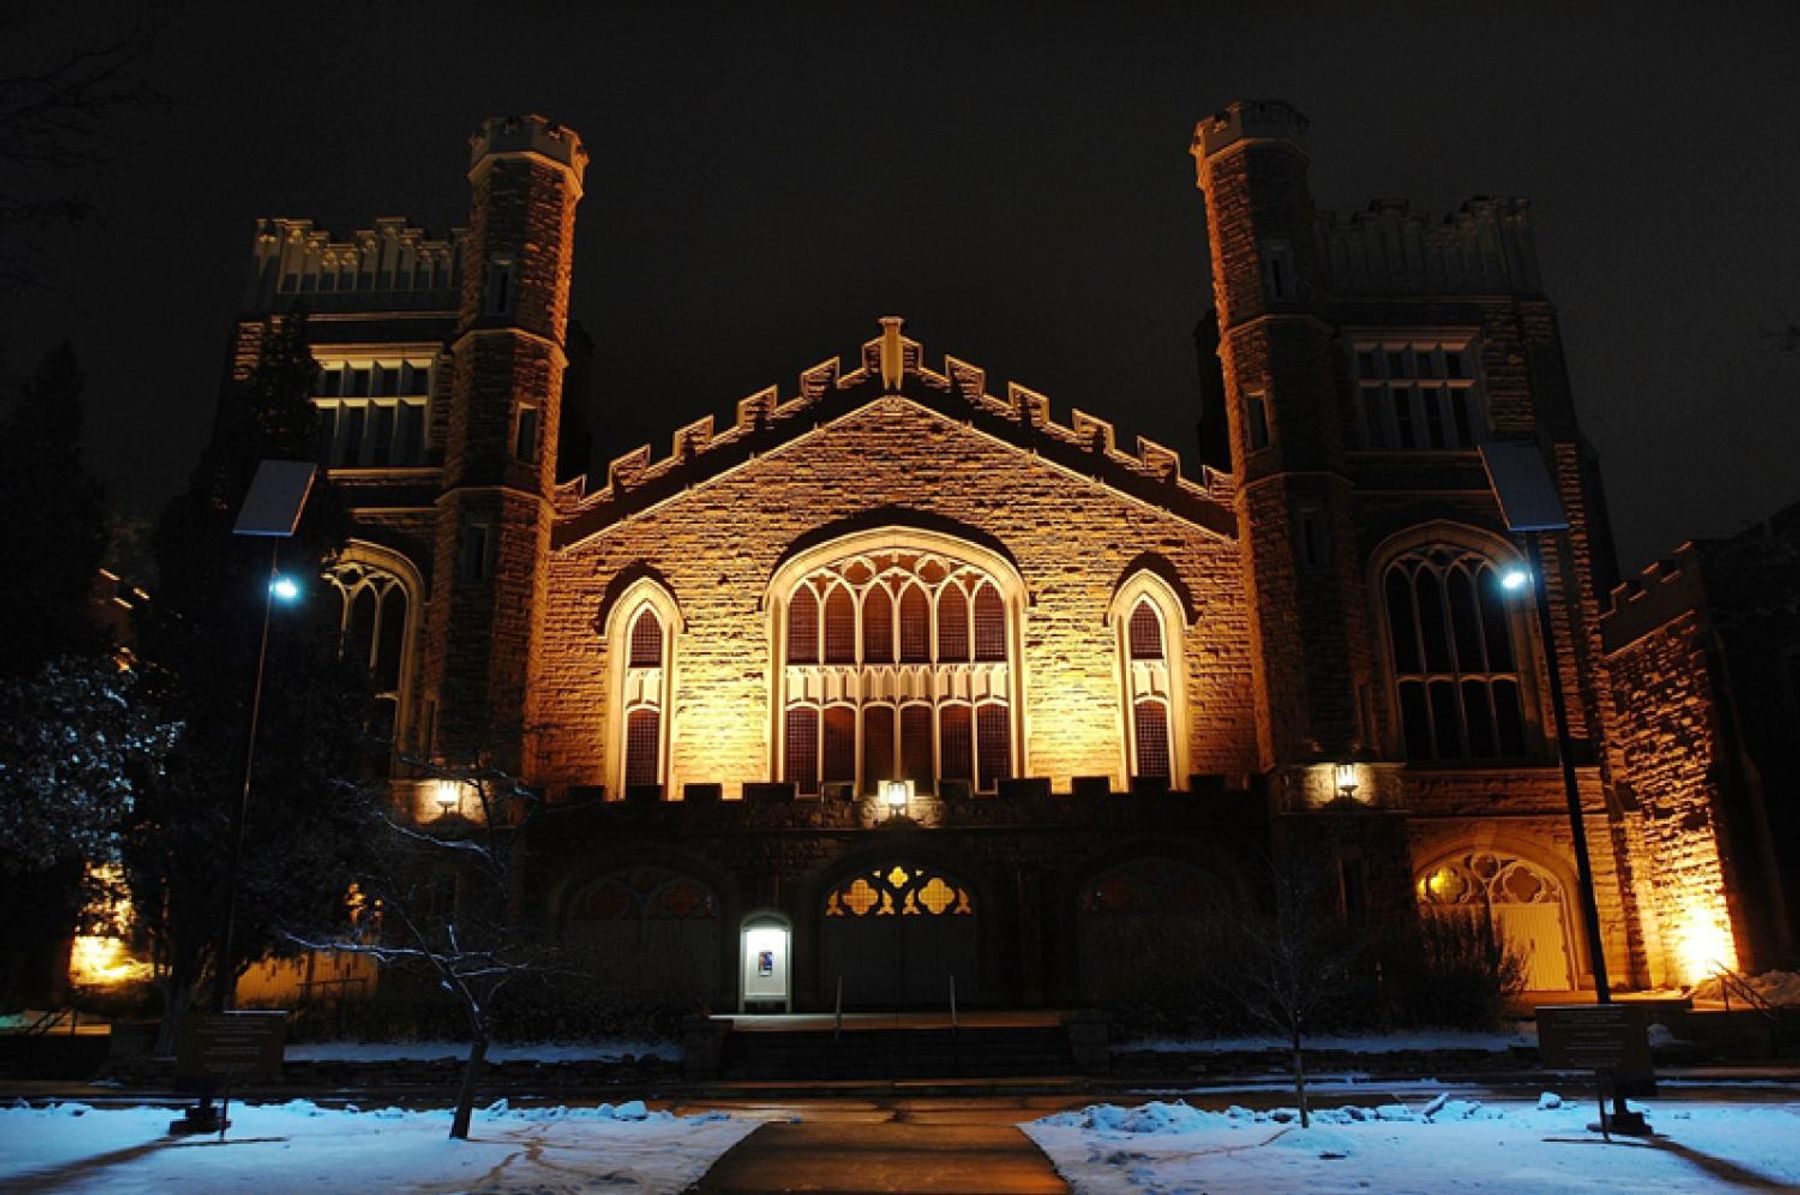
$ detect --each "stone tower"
[1191,101,1369,769]
[423,115,588,769]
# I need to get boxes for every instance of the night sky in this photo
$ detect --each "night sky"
[7,1,1799,574]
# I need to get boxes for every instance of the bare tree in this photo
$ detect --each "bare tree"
[0,15,162,292]
[1213,851,1362,1129]
[297,753,590,1141]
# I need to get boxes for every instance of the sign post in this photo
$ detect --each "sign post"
[174,1010,289,1136]
[1537,1004,1654,1138]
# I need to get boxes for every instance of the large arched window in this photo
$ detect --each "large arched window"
[606,578,681,798]
[1381,545,1527,760]
[1110,571,1190,786]
[772,531,1024,796]
[327,550,420,748]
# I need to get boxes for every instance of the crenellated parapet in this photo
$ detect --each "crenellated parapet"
[246,216,465,312]
[555,317,1231,521]
[1316,197,1540,296]
[1600,545,1709,654]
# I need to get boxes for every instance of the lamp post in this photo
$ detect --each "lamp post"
[1481,443,1647,1136]
[172,461,316,1136]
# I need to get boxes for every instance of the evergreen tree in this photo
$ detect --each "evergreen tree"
[0,342,107,673]
[128,313,374,1048]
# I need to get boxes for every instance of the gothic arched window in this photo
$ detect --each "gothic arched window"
[1382,546,1527,760]
[1112,576,1187,786]
[607,580,681,799]
[328,561,415,745]
[775,537,1020,795]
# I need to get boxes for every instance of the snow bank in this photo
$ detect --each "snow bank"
[283,1038,680,1063]
[1026,1096,1800,1194]
[1690,969,1800,1006]
[0,1099,755,1194]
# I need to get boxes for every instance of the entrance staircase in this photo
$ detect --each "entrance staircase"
[712,1011,1083,1080]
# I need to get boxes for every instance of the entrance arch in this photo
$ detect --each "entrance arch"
[562,865,721,1003]
[819,863,978,1008]
[1416,849,1575,991]
[1077,856,1225,1004]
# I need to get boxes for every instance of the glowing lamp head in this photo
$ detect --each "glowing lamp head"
[1500,567,1530,593]
[433,780,461,816]
[269,575,302,602]
[882,780,910,813]
[1333,761,1360,802]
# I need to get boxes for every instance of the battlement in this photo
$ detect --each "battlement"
[1316,197,1540,296]
[1192,99,1310,159]
[1601,544,1709,653]
[246,217,465,313]
[468,114,588,186]
[560,317,1229,522]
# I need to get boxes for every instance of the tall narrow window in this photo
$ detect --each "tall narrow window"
[514,403,540,463]
[863,586,894,664]
[1115,582,1186,786]
[823,706,857,785]
[1383,546,1527,760]
[456,523,489,583]
[973,584,1006,662]
[787,587,819,664]
[938,586,970,662]
[621,606,668,795]
[939,704,973,781]
[1246,393,1271,451]
[824,586,856,664]
[1262,240,1296,302]
[976,702,1012,791]
[899,584,930,663]
[784,706,819,794]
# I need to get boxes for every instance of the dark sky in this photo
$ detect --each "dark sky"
[8,1,1799,573]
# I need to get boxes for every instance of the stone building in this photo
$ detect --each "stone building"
[213,101,1774,1013]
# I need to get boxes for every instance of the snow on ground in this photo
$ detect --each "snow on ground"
[0,1099,757,1194]
[1690,969,1800,1007]
[1024,1096,1800,1194]
[1118,1026,1535,1053]
[283,1038,681,1063]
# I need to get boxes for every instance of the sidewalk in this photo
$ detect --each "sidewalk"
[688,1099,1068,1194]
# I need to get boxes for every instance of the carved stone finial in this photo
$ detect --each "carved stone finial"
[879,316,905,391]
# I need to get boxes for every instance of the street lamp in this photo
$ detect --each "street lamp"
[172,460,316,1136]
[1481,442,1648,1136]
[1333,761,1360,804]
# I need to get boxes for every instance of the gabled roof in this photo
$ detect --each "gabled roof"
[553,317,1236,548]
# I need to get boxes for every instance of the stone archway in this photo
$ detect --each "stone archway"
[563,865,721,1003]
[819,862,978,1008]
[1416,849,1575,991]
[1076,857,1224,1005]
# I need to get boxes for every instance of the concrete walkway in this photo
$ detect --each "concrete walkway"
[686,1096,1071,1194]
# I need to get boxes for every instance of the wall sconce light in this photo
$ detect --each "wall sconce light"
[882,779,912,819]
[1333,761,1360,804]
[433,780,462,817]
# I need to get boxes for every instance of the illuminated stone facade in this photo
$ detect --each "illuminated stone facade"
[209,104,1782,1011]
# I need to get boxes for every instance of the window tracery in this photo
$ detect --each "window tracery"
[1381,546,1527,760]
[606,579,681,799]
[779,543,1017,795]
[823,865,974,918]
[327,561,413,744]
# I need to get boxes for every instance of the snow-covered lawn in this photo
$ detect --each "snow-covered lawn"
[0,1099,757,1194]
[1025,1095,1800,1193]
